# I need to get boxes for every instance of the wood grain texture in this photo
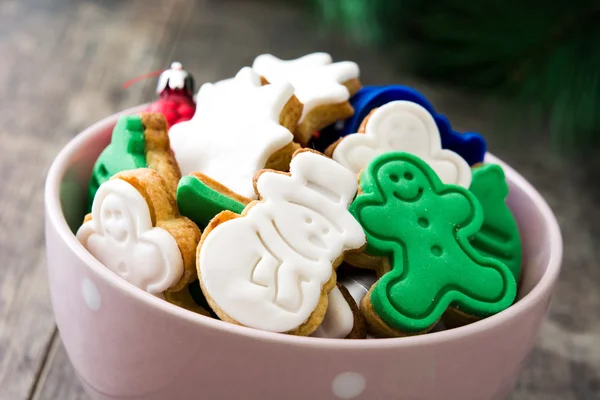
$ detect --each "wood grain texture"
[0,0,598,399]
[0,0,192,398]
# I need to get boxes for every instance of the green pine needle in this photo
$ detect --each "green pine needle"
[309,0,600,148]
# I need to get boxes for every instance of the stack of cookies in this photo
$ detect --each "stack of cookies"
[77,53,522,339]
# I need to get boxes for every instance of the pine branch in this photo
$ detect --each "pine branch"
[309,0,600,148]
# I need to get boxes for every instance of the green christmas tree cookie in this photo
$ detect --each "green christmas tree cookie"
[86,113,181,213]
[349,152,517,337]
[177,173,248,229]
[469,163,522,281]
[87,115,146,210]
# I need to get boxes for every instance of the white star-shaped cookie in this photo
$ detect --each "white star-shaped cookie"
[252,52,359,123]
[168,67,295,199]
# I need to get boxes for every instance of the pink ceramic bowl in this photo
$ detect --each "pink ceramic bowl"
[45,106,562,400]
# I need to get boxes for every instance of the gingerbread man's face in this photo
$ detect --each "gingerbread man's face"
[378,160,428,204]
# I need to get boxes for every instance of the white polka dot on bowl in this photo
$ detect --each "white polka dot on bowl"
[331,371,366,399]
[82,277,101,311]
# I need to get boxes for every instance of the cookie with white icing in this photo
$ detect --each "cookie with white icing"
[311,282,366,339]
[197,149,366,336]
[168,67,302,201]
[326,100,472,189]
[252,52,361,146]
[77,168,202,296]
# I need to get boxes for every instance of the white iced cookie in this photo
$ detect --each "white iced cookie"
[311,286,355,339]
[198,150,366,335]
[252,52,361,145]
[168,67,300,200]
[330,101,472,188]
[77,169,202,295]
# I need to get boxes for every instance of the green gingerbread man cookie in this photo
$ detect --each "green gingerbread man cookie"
[349,152,517,337]
[469,163,522,281]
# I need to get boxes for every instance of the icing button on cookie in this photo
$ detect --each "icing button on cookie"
[349,152,516,337]
[319,85,486,165]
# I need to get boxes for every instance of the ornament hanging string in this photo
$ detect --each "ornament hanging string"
[122,69,165,89]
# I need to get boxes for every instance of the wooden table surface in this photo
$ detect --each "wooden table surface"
[0,0,598,399]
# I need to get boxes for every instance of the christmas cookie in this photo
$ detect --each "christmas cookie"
[77,168,201,295]
[318,85,486,165]
[197,149,366,335]
[469,163,522,281]
[349,151,516,337]
[87,113,181,211]
[311,283,366,339]
[328,100,472,188]
[164,284,210,317]
[168,67,302,200]
[176,172,249,229]
[252,52,361,146]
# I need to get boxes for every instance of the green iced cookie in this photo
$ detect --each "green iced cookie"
[469,163,522,281]
[87,115,146,211]
[349,152,517,334]
[177,175,246,229]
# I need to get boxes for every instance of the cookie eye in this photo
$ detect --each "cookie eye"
[389,173,399,183]
[113,210,122,219]
[404,171,414,180]
[322,227,329,235]
[305,217,312,224]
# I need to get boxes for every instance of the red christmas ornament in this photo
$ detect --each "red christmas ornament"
[145,62,196,128]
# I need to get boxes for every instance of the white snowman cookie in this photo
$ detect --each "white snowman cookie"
[77,169,202,296]
[197,149,366,336]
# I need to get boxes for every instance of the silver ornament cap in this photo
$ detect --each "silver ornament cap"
[156,62,195,96]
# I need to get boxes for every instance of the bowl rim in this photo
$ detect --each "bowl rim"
[45,105,563,350]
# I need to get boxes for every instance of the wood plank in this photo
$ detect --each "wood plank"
[0,0,191,398]
[30,333,88,400]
